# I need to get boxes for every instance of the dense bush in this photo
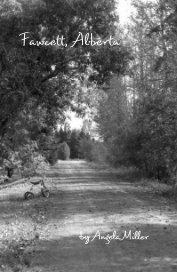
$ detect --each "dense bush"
[90,141,108,163]
[58,142,70,160]
[96,78,132,166]
[125,93,177,180]
[55,129,91,159]
[47,151,59,166]
[79,138,94,161]
[69,130,81,159]
[18,143,49,178]
[0,141,49,178]
[79,138,108,163]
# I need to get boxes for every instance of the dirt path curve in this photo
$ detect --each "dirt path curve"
[1,160,177,272]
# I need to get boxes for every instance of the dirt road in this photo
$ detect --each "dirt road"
[1,160,177,272]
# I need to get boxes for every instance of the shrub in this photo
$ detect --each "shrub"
[19,149,49,178]
[58,142,70,160]
[90,141,108,163]
[79,138,108,163]
[79,138,94,161]
[46,150,58,166]
[69,130,80,159]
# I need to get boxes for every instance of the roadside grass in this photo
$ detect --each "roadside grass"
[88,161,177,202]
[0,235,38,272]
[147,181,177,199]
[0,176,52,272]
[87,161,139,175]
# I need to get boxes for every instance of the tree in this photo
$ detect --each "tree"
[0,0,129,136]
[96,77,131,165]
[0,0,130,173]
[95,0,177,182]
[118,0,177,180]
[58,142,70,160]
[69,130,81,159]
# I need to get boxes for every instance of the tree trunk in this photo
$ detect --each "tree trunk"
[6,167,14,178]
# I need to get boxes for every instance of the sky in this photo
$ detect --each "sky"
[118,0,132,25]
[66,111,83,130]
[67,0,133,130]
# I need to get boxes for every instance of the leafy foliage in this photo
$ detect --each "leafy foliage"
[96,77,131,165]
[0,0,129,174]
[96,0,177,182]
[79,138,108,163]
[58,142,70,161]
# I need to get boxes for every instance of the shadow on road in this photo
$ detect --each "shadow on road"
[1,160,177,272]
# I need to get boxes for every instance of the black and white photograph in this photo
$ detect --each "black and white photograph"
[0,0,177,271]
